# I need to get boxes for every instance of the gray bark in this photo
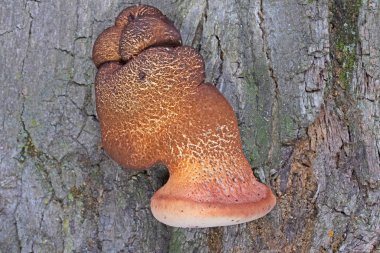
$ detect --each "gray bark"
[1,0,379,252]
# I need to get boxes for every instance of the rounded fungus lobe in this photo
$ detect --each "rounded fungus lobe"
[93,5,276,228]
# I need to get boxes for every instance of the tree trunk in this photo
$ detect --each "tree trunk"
[1,0,379,252]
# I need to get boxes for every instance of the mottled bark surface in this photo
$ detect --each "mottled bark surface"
[0,0,378,252]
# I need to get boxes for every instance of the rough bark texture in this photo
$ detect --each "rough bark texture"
[0,0,379,252]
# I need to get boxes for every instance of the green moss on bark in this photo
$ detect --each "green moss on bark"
[279,113,298,144]
[330,0,361,90]
[168,229,186,253]
[240,71,272,168]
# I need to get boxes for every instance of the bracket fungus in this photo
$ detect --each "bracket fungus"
[93,5,276,228]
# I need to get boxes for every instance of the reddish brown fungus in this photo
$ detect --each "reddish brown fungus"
[92,4,276,228]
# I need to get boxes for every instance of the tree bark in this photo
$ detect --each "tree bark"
[1,0,379,252]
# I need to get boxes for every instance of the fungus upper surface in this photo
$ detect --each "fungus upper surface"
[93,4,276,228]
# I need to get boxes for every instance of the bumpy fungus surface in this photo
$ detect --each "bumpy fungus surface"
[93,5,276,228]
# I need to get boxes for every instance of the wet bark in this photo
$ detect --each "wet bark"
[0,0,379,252]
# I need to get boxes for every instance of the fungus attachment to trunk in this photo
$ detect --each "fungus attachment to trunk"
[92,4,276,228]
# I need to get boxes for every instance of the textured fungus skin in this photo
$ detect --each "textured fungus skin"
[93,5,276,228]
